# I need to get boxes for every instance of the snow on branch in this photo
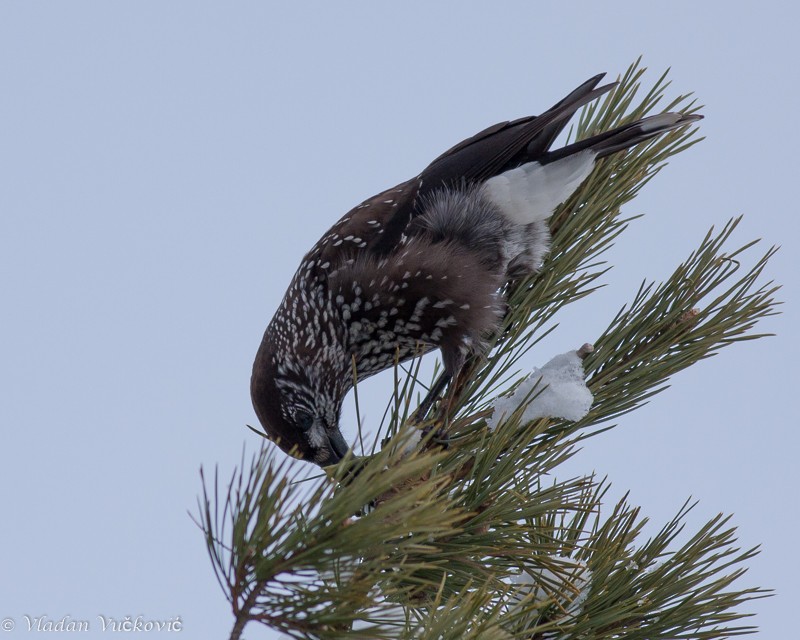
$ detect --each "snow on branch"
[488,345,594,431]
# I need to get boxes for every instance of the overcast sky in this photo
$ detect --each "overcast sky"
[1,3,797,638]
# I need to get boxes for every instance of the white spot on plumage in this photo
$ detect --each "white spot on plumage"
[640,113,682,131]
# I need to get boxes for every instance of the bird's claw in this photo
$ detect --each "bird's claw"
[420,424,450,451]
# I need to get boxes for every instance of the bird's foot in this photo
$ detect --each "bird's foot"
[420,424,450,451]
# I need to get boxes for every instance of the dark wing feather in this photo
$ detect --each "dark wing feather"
[318,74,620,263]
[416,74,615,193]
[304,178,421,283]
[370,74,617,256]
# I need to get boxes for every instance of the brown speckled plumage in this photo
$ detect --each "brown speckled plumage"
[251,73,701,466]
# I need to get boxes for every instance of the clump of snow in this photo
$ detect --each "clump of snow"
[352,597,407,632]
[393,425,424,457]
[488,347,594,431]
[643,559,663,574]
[508,555,593,620]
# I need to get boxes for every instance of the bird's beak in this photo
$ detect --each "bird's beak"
[318,428,351,467]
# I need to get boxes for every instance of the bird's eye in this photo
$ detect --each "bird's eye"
[295,410,314,432]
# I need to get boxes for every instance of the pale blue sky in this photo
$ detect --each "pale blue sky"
[1,3,797,638]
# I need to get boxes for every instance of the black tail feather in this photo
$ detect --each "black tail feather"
[540,113,703,164]
[420,74,618,189]
[523,74,611,158]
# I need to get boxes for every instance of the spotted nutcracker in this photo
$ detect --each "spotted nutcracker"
[251,73,701,466]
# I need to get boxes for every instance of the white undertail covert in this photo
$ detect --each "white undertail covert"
[481,150,596,225]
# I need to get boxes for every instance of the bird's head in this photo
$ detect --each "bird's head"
[250,347,350,467]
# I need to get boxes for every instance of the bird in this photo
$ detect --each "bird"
[251,73,701,466]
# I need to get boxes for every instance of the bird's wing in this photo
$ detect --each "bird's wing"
[307,74,618,273]
[417,73,614,191]
[370,74,616,255]
[302,178,421,286]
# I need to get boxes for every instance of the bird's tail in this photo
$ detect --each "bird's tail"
[541,112,703,163]
[480,109,701,275]
[481,111,701,227]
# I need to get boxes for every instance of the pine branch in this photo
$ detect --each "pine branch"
[197,60,778,639]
